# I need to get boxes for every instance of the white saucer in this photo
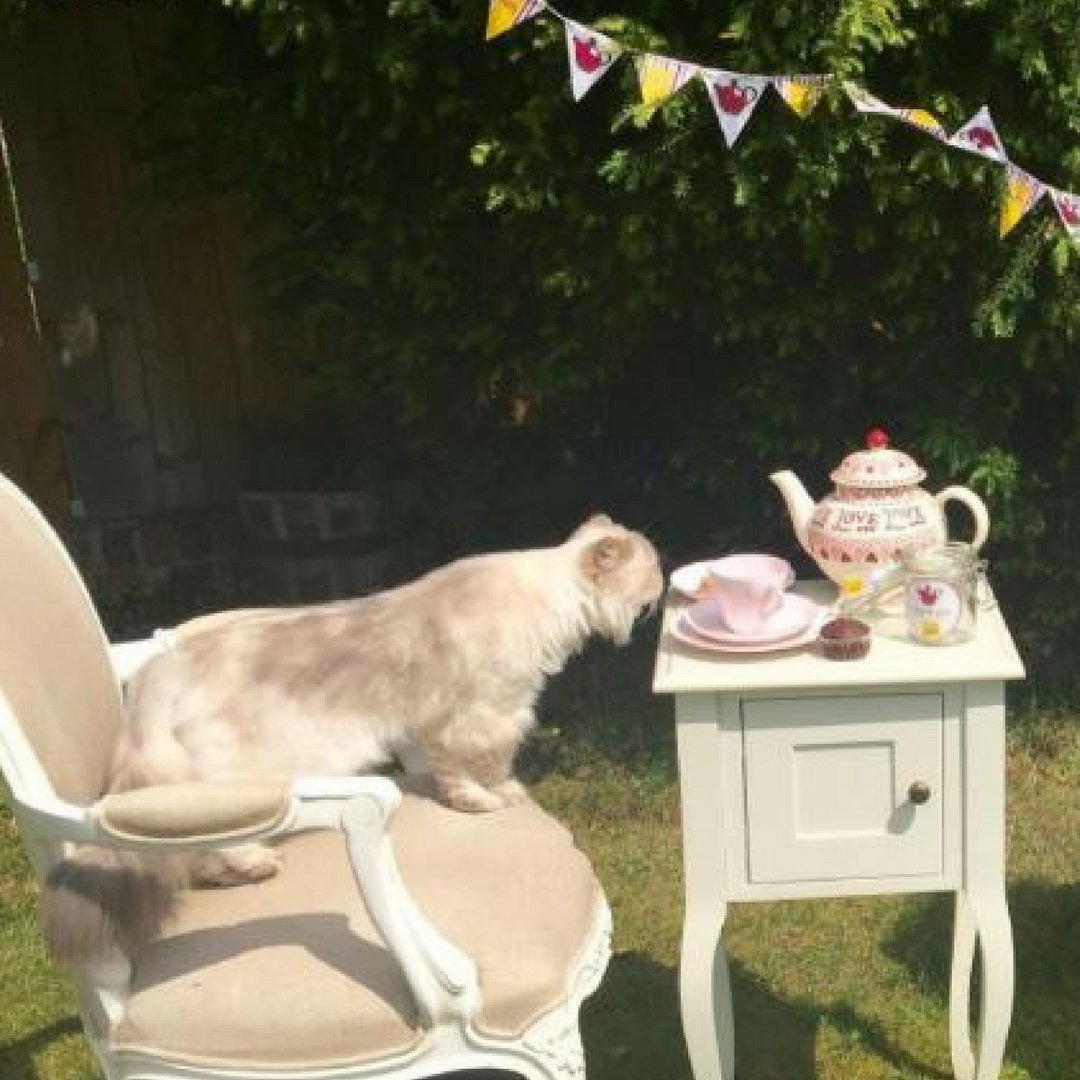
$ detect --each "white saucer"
[686,594,822,645]
[671,610,826,654]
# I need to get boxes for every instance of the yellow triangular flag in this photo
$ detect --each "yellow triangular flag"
[775,76,829,118]
[1000,167,1046,237]
[636,54,697,108]
[486,0,546,42]
[900,108,947,140]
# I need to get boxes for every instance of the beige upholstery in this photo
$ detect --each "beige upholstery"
[111,783,603,1068]
[97,781,293,844]
[0,476,121,804]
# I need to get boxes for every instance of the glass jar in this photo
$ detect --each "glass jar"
[902,543,984,645]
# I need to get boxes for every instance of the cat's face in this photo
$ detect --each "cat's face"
[573,515,665,644]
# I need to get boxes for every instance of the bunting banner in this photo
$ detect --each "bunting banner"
[636,54,698,107]
[484,0,1080,248]
[701,69,771,146]
[948,106,1009,164]
[1000,166,1046,238]
[564,20,621,101]
[774,75,830,118]
[900,108,949,141]
[486,0,546,42]
[844,83,947,141]
[844,84,897,116]
[1052,189,1080,241]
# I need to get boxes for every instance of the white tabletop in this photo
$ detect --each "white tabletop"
[652,580,1025,695]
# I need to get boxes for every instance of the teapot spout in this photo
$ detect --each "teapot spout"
[769,470,815,556]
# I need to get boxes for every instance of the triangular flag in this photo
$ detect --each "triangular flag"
[898,108,947,141]
[563,20,621,101]
[701,69,770,146]
[774,75,829,117]
[999,166,1046,237]
[843,83,892,115]
[948,106,1008,163]
[844,83,947,140]
[635,54,697,108]
[486,0,546,42]
[1050,188,1080,243]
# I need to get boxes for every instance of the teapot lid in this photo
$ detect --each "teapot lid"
[830,428,926,489]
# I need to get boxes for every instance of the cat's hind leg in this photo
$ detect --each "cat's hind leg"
[190,843,283,887]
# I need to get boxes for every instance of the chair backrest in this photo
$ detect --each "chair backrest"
[0,474,121,806]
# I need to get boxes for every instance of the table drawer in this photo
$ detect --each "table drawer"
[742,694,945,885]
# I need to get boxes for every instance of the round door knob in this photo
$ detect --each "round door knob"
[908,781,932,805]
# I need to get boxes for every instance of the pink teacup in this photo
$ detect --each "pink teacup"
[705,553,795,635]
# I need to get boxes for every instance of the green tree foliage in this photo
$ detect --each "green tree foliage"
[139,0,1078,684]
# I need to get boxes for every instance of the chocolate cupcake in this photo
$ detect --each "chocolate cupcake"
[819,617,872,660]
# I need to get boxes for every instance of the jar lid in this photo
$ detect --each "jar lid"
[902,543,978,574]
[830,428,926,489]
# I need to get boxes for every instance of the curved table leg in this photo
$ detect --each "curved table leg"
[679,902,733,1080]
[949,892,978,1080]
[949,888,1015,1080]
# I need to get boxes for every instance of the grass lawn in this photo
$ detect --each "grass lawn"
[2,634,1079,1080]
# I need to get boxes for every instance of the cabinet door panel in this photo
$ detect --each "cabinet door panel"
[743,694,944,884]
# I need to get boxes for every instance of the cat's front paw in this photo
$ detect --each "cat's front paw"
[438,777,506,813]
[492,778,528,807]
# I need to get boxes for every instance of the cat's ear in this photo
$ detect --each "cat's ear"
[582,534,632,582]
[572,512,614,538]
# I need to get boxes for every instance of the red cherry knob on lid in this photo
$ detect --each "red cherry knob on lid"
[866,427,890,450]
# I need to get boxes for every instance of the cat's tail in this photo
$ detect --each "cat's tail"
[40,846,186,966]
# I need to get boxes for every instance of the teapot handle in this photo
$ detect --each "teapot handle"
[935,486,989,551]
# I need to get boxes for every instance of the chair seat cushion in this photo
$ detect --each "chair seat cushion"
[109,782,605,1069]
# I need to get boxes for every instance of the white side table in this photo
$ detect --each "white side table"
[652,582,1025,1080]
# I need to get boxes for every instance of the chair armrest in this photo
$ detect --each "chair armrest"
[339,782,481,1028]
[13,774,384,851]
[94,781,293,846]
[92,775,425,850]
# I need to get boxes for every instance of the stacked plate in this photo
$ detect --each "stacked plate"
[669,560,827,654]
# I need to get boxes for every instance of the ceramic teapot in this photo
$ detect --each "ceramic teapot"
[770,428,989,597]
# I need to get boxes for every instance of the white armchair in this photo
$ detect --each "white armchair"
[0,474,612,1080]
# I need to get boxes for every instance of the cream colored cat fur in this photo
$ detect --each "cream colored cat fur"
[42,514,664,964]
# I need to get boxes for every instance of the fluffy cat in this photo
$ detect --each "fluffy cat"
[42,514,664,965]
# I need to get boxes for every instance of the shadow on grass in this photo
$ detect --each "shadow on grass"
[586,950,951,1080]
[885,881,1080,1080]
[0,1016,89,1080]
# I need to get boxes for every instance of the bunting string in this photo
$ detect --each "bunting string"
[485,0,1080,246]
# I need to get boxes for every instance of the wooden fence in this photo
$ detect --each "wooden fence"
[0,6,303,589]
[0,117,66,523]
